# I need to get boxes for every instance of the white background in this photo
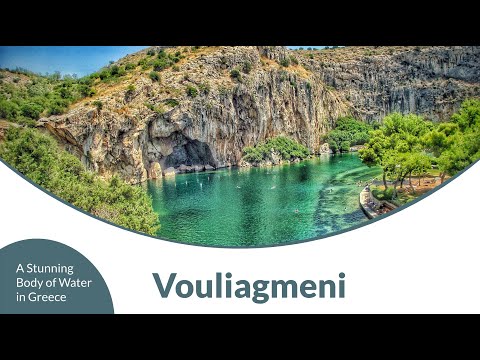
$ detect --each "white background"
[1,160,479,313]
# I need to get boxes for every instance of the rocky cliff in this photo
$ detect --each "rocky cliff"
[39,46,480,183]
[307,46,480,122]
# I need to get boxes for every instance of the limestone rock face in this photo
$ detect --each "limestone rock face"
[318,143,331,154]
[270,151,283,165]
[162,167,176,177]
[148,162,162,179]
[309,46,480,122]
[39,46,480,184]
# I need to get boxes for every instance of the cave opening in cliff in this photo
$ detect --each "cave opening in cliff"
[164,139,215,168]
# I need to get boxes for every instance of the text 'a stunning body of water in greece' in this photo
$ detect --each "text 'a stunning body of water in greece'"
[146,153,381,247]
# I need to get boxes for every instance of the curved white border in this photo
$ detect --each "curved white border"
[1,160,480,313]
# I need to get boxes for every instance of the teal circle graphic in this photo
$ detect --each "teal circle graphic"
[0,239,114,314]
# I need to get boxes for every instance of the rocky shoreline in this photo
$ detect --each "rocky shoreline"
[160,157,304,178]
[157,144,368,178]
[161,163,216,177]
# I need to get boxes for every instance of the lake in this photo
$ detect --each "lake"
[146,153,381,247]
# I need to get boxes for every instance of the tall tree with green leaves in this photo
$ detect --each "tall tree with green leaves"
[324,116,372,153]
[423,99,480,182]
[359,113,433,193]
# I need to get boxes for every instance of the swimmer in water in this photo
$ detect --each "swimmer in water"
[294,209,299,213]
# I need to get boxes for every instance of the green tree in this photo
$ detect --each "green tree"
[186,85,198,98]
[328,140,339,153]
[0,100,20,120]
[242,61,252,74]
[59,87,72,99]
[99,69,111,80]
[149,71,160,82]
[359,113,432,189]
[125,63,135,70]
[325,116,372,153]
[340,141,350,152]
[47,104,66,116]
[79,84,96,97]
[110,65,120,76]
[422,99,480,182]
[20,102,43,119]
[410,152,432,187]
[435,130,479,181]
[437,146,471,181]
[280,58,290,67]
[451,98,480,131]
[385,151,431,197]
[230,69,241,80]
[242,136,310,163]
[153,58,171,71]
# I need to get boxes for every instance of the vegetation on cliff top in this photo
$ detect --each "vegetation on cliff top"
[0,69,96,126]
[0,47,212,129]
[0,127,160,235]
[359,98,480,198]
[242,136,310,164]
[0,49,148,126]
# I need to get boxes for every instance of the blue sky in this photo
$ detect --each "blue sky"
[0,46,325,77]
[0,46,148,77]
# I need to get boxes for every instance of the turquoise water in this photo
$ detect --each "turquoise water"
[146,154,381,247]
